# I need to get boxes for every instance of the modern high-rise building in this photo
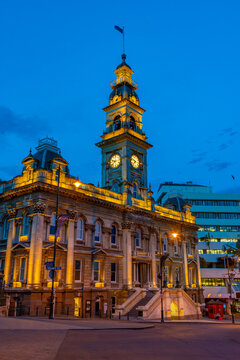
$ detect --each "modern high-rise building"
[157,182,240,308]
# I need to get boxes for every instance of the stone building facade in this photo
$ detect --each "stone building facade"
[0,55,202,319]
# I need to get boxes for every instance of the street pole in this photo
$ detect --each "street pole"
[49,166,60,319]
[158,253,169,323]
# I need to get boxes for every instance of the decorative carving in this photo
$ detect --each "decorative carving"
[68,210,76,220]
[8,208,16,219]
[121,221,132,230]
[32,201,46,214]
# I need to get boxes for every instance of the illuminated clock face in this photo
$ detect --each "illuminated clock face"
[110,154,121,168]
[131,154,140,169]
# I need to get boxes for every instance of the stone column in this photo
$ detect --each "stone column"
[122,222,132,289]
[4,209,16,285]
[182,241,189,287]
[28,202,46,288]
[150,232,157,288]
[66,219,75,289]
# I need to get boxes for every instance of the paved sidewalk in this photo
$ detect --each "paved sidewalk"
[0,317,154,330]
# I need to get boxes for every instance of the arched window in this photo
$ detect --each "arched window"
[76,219,84,241]
[3,218,9,240]
[113,115,121,131]
[94,221,101,243]
[163,235,168,252]
[133,183,137,198]
[22,215,29,236]
[129,116,136,130]
[111,225,117,245]
[136,230,141,248]
[50,213,56,235]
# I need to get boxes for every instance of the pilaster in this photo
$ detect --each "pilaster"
[150,232,157,288]
[4,210,16,285]
[66,219,75,289]
[182,242,189,287]
[122,222,132,288]
[31,214,45,288]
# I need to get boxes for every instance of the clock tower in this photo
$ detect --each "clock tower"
[96,54,152,198]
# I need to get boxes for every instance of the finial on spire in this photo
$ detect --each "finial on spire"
[29,148,32,155]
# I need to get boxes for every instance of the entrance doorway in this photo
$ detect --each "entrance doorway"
[74,297,81,317]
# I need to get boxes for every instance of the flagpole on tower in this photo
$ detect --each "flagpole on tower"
[114,25,125,54]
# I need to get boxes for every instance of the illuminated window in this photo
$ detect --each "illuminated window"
[94,222,101,243]
[198,249,203,254]
[111,225,117,245]
[75,260,81,282]
[111,263,117,282]
[136,230,141,248]
[76,219,83,241]
[93,261,100,282]
[202,278,225,286]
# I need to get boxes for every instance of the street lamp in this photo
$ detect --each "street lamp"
[49,166,60,319]
[158,252,169,323]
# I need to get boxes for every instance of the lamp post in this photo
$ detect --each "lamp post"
[158,253,169,323]
[49,166,60,319]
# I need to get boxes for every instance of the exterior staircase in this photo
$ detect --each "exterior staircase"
[128,290,155,317]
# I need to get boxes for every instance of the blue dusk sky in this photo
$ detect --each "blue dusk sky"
[1,0,240,195]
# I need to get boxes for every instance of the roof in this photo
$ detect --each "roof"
[116,53,132,70]
[109,83,139,101]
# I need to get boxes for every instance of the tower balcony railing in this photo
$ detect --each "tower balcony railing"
[110,76,138,89]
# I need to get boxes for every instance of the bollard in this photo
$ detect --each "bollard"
[127,312,129,321]
[119,312,121,320]
[36,307,38,317]
[67,306,69,316]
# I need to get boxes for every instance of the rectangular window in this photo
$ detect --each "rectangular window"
[76,220,83,241]
[163,236,168,252]
[93,261,100,282]
[50,214,56,235]
[0,259,5,272]
[3,220,9,239]
[111,225,117,245]
[174,240,178,254]
[136,231,141,248]
[111,263,117,282]
[19,258,26,282]
[75,260,81,282]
